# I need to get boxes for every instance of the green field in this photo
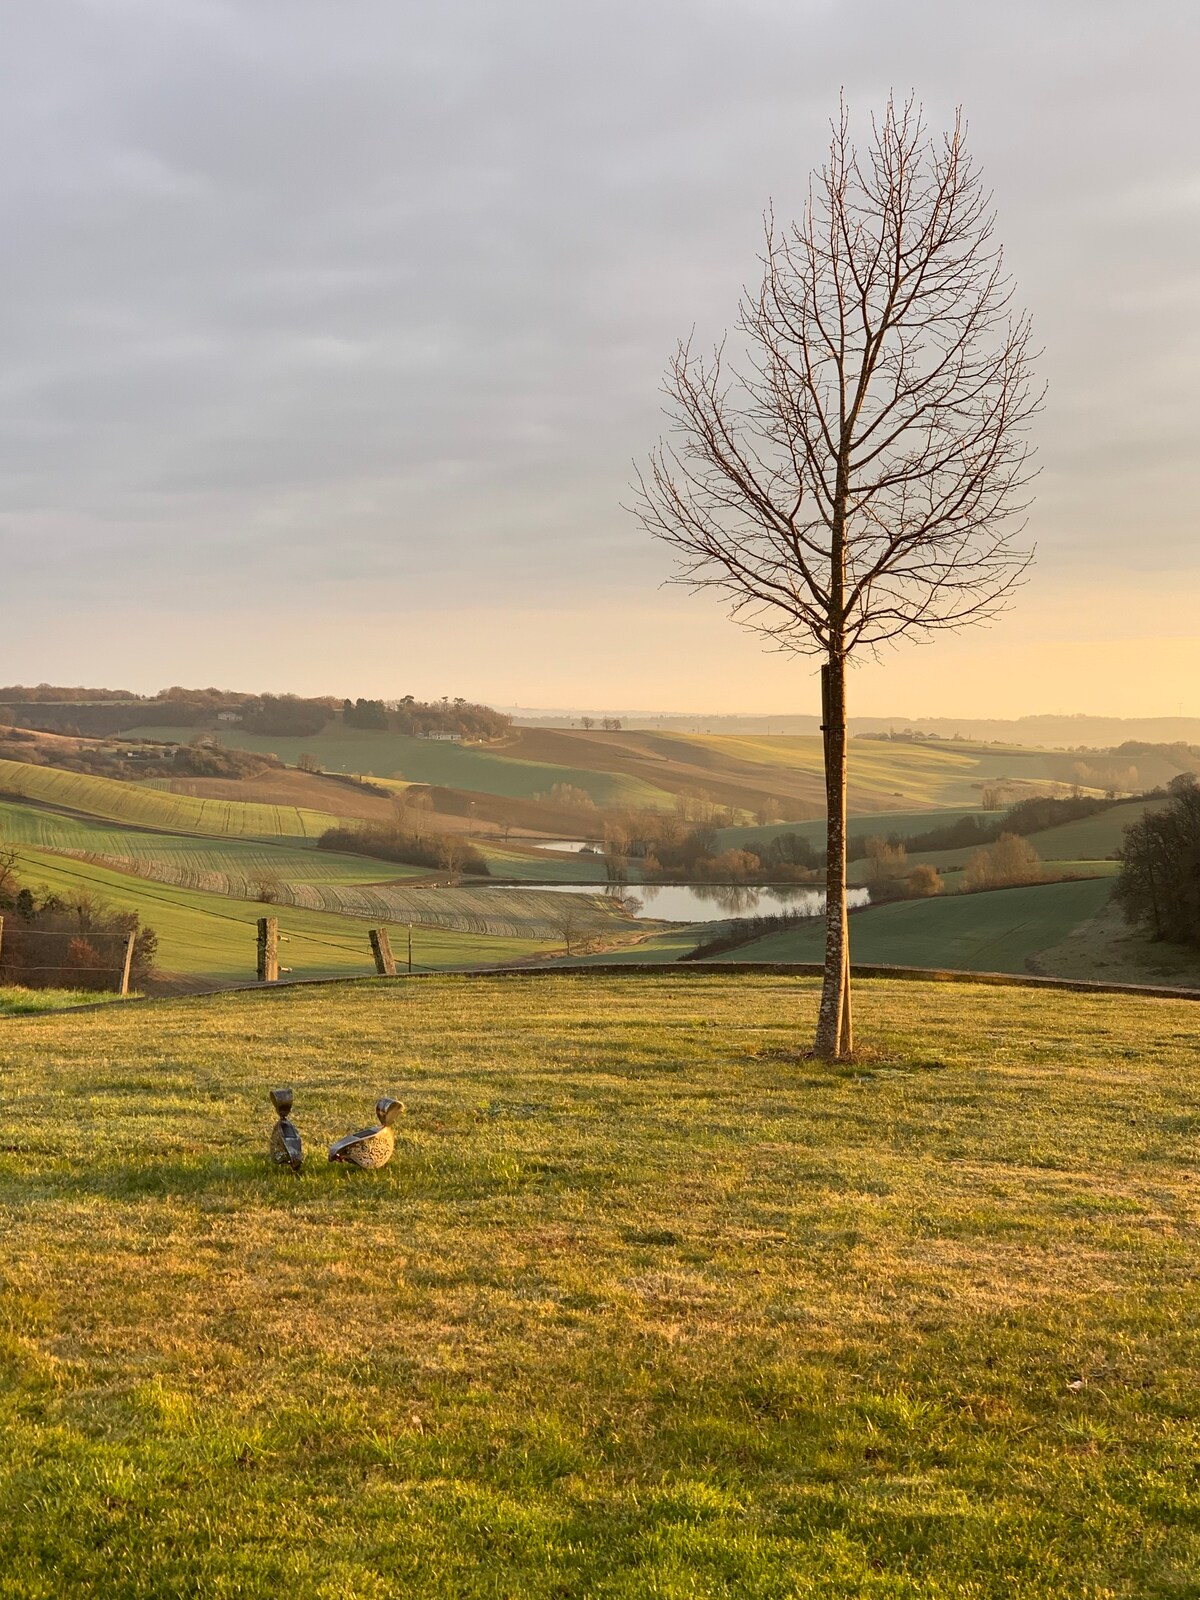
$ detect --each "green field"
[0,797,422,884]
[127,725,674,808]
[661,732,1132,807]
[13,850,557,982]
[723,878,1116,974]
[0,758,337,839]
[1,973,1198,1595]
[1027,798,1154,861]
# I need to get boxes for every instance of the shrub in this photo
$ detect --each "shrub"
[317,824,489,876]
[0,881,157,991]
[907,864,944,898]
[961,833,1043,892]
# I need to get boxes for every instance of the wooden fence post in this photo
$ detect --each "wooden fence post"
[0,914,4,975]
[257,917,280,983]
[117,932,136,996]
[369,927,396,976]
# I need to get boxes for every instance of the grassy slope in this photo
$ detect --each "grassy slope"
[0,797,423,883]
[126,723,1130,818]
[1029,798,1156,861]
[0,758,337,839]
[13,850,554,981]
[1035,899,1200,991]
[1,974,1199,1596]
[126,725,674,808]
[724,878,1116,975]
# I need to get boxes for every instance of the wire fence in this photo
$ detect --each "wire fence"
[1,852,446,995]
[0,924,137,994]
[0,912,438,994]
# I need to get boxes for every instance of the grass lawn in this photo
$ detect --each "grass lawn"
[725,878,1116,975]
[0,973,1198,1595]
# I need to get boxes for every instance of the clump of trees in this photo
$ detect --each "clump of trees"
[316,823,489,876]
[241,695,334,737]
[0,849,157,990]
[342,696,511,740]
[532,782,596,811]
[1114,776,1200,946]
[960,833,1043,892]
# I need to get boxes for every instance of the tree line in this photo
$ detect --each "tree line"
[1115,776,1200,947]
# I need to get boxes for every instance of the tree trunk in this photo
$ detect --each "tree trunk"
[814,654,852,1060]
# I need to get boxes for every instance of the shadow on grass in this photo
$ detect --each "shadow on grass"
[0,1149,618,1206]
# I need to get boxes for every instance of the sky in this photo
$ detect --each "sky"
[1,0,1198,717]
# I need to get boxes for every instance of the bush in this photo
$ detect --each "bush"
[0,876,157,991]
[961,833,1043,892]
[907,864,944,898]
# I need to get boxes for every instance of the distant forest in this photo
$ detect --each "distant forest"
[0,685,512,741]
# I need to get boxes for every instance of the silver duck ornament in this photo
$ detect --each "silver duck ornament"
[269,1087,303,1173]
[328,1096,405,1169]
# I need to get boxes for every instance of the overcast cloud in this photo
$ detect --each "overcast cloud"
[1,0,1198,709]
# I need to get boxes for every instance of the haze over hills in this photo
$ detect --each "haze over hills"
[512,709,1200,748]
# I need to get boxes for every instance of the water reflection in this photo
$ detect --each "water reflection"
[515,881,871,923]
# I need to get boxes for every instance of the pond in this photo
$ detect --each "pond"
[498,882,871,924]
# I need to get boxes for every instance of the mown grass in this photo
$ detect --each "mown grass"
[0,973,1198,1596]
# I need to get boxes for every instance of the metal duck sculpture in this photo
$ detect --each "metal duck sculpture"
[328,1096,405,1169]
[268,1087,303,1173]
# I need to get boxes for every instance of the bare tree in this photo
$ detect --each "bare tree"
[633,97,1040,1059]
[549,902,585,956]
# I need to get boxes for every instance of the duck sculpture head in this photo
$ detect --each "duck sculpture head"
[328,1095,405,1169]
[268,1087,303,1173]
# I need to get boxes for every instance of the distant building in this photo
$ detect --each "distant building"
[420,730,461,742]
[216,711,242,724]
